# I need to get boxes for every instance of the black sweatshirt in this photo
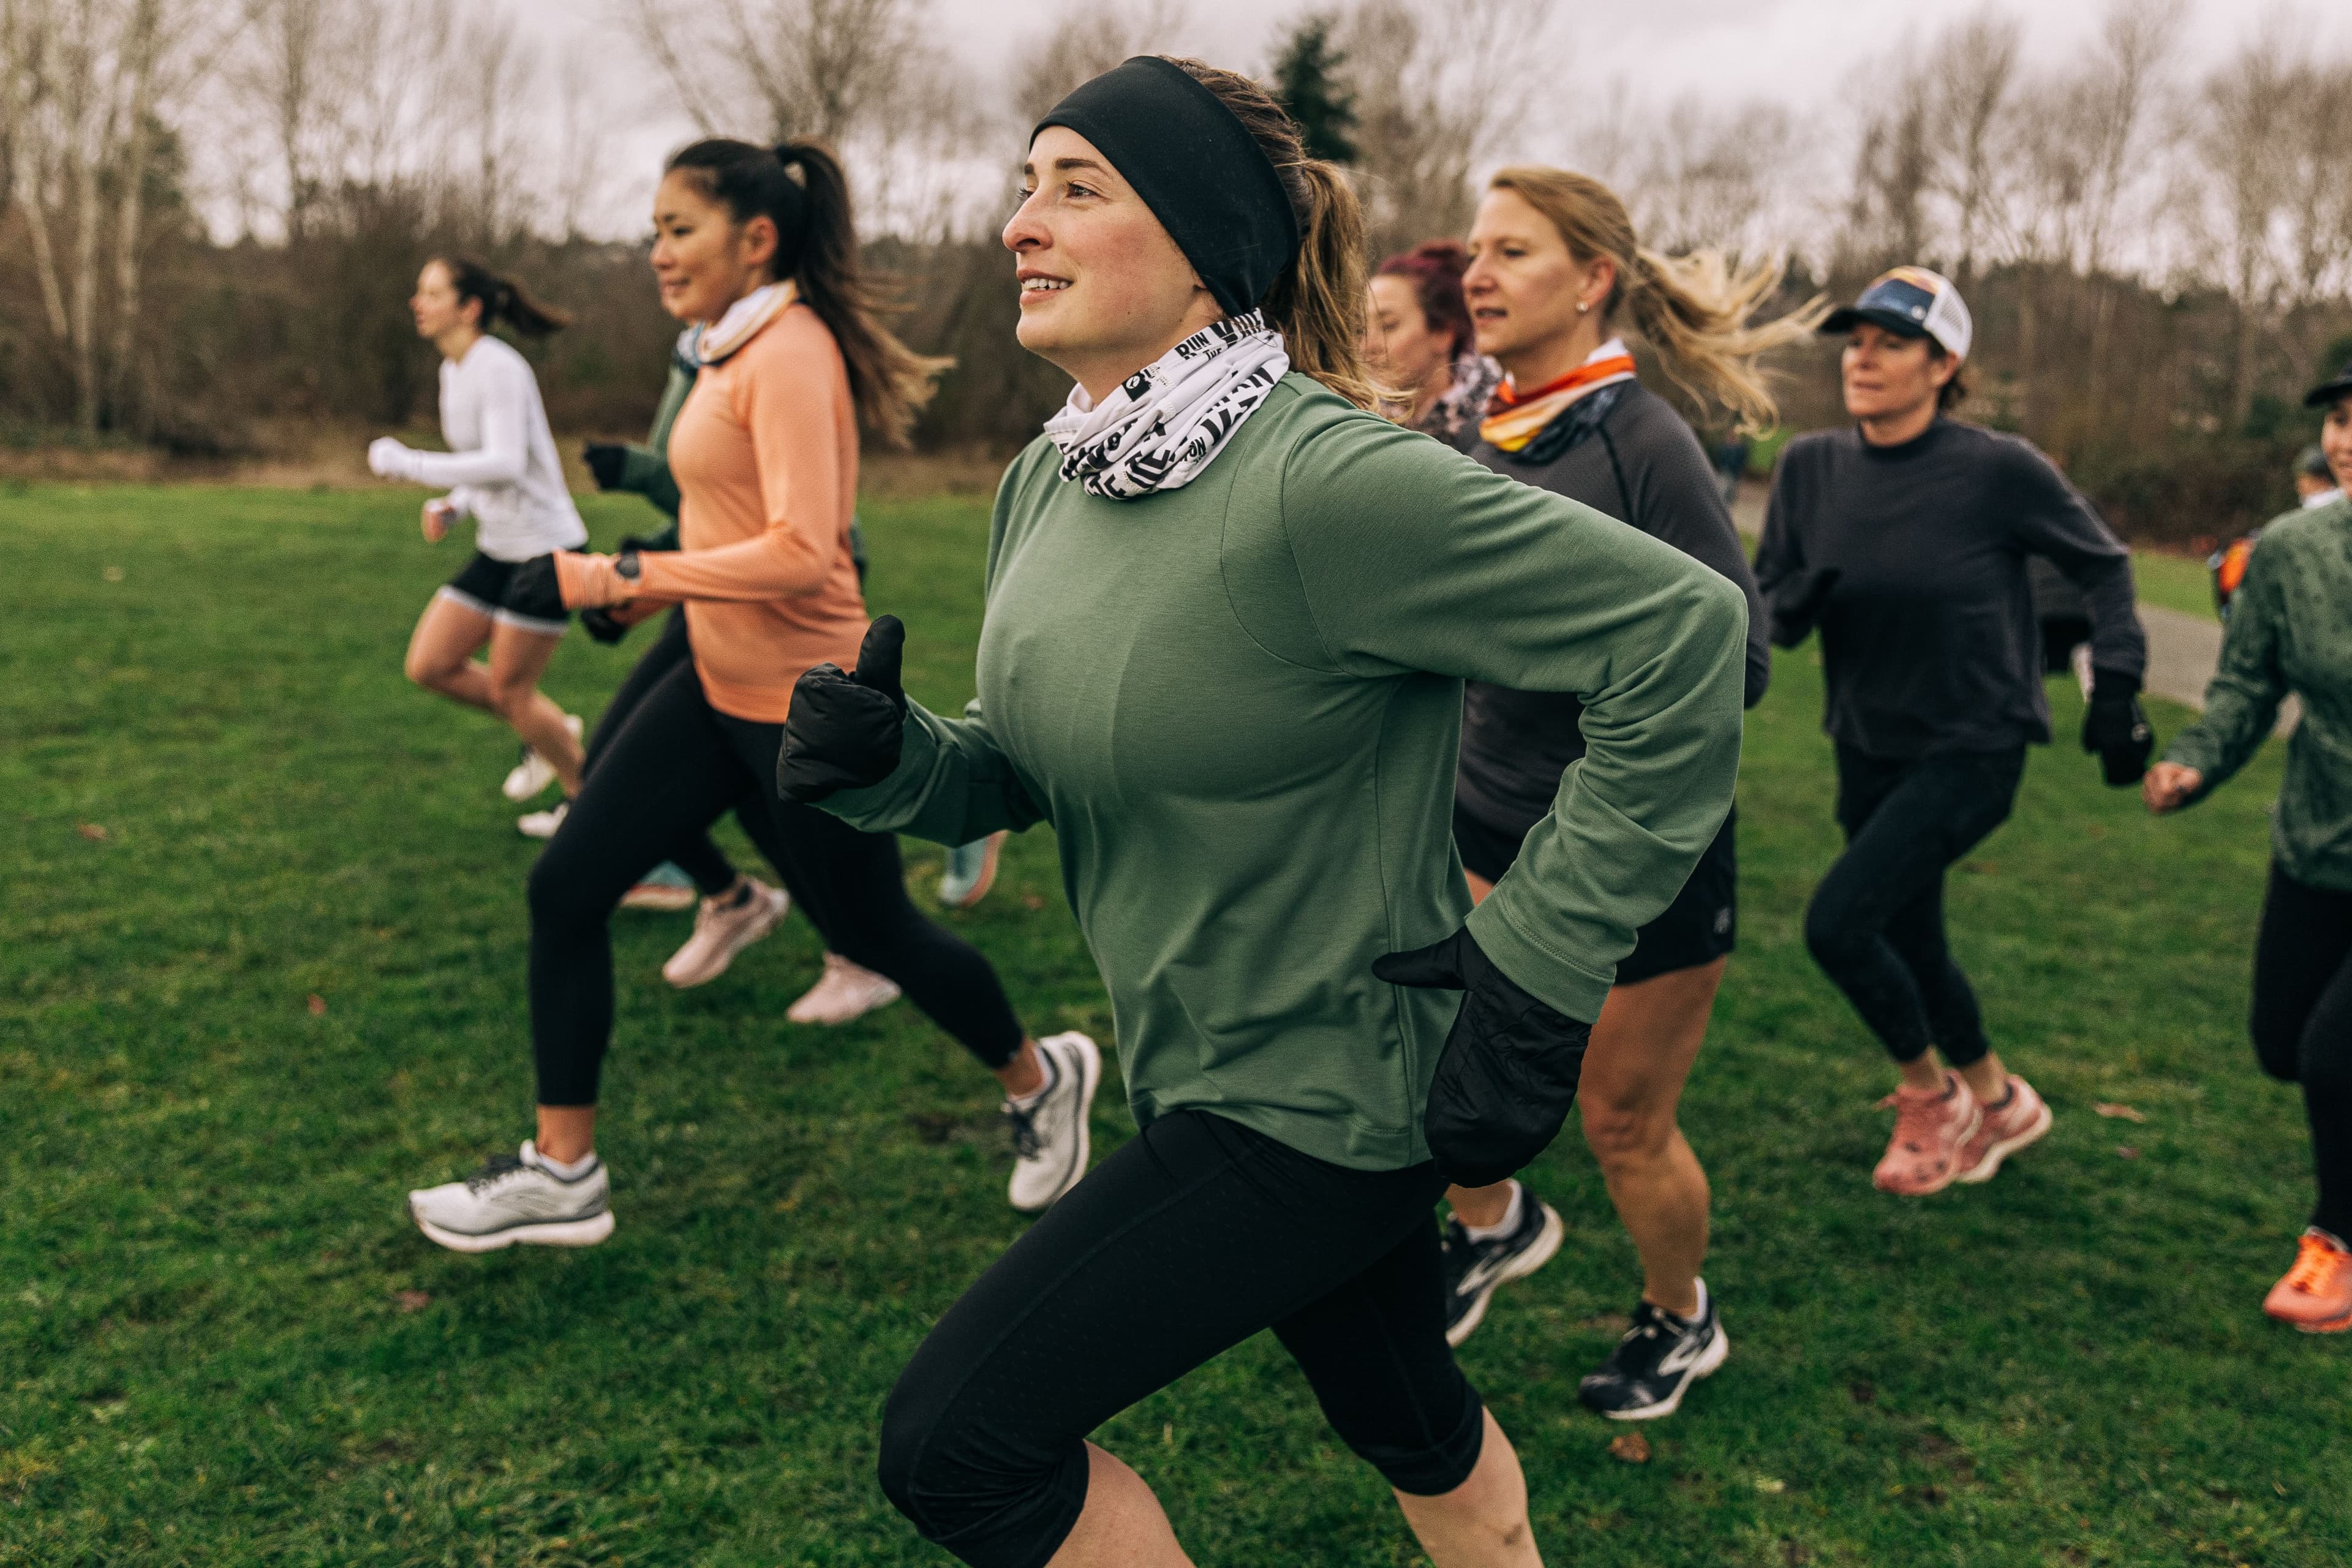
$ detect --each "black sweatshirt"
[1754,418,2146,760]
[1454,382,1771,837]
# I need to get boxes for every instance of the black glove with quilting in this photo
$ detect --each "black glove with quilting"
[777,616,908,804]
[1373,927,1593,1188]
[582,442,629,491]
[580,606,630,645]
[2082,668,2154,786]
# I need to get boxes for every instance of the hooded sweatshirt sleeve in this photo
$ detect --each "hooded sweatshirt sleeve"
[1276,417,1746,1022]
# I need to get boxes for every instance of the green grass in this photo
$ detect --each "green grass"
[4,480,2346,1567]
[2132,548,2219,622]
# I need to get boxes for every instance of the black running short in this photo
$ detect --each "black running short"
[438,551,569,636]
[1454,801,1736,986]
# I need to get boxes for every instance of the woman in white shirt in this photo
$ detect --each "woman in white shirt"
[369,257,590,825]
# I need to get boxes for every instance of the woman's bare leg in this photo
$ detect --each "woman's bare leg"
[1042,1444,1194,1567]
[404,594,497,706]
[1393,1409,1543,1567]
[535,1104,597,1164]
[484,620,582,794]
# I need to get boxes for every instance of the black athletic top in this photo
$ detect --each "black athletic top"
[1454,382,1770,837]
[1755,417,2146,760]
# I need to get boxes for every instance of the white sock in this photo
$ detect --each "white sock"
[1007,1046,1059,1111]
[1462,1181,1525,1244]
[535,1145,597,1180]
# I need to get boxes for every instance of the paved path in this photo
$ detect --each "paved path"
[1728,481,2296,734]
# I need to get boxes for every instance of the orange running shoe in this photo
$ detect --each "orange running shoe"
[2263,1229,2352,1333]
[1874,1074,1981,1196]
[1957,1074,2053,1184]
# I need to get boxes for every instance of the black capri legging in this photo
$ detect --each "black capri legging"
[2250,862,2352,1241]
[579,608,735,897]
[527,658,1025,1104]
[879,1109,1485,1568]
[1803,745,2027,1066]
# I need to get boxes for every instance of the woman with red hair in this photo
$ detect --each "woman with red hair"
[1365,239,1499,443]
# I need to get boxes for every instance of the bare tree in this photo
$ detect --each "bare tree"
[624,0,938,145]
[1932,9,2022,290]
[1616,96,1807,260]
[1839,48,1937,270]
[1006,0,1190,128]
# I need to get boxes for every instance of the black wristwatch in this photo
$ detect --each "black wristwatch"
[616,548,641,583]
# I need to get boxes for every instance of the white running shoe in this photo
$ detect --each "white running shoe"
[786,951,903,1024]
[503,714,584,801]
[662,878,790,988]
[1003,1031,1101,1213]
[516,801,569,839]
[408,1140,614,1253]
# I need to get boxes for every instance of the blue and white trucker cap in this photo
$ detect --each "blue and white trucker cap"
[1820,266,1972,359]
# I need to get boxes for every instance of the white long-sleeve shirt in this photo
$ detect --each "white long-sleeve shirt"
[410,335,586,560]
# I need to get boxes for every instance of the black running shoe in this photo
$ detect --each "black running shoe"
[1441,1186,1564,1346]
[1578,1285,1727,1420]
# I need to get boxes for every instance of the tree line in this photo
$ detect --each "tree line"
[3,0,2348,543]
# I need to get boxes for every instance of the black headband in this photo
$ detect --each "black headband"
[1034,56,1300,318]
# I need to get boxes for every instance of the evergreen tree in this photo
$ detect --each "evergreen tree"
[1269,14,1358,165]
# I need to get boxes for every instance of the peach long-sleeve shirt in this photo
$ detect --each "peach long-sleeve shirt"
[633,302,867,722]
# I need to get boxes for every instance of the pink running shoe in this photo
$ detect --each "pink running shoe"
[662,878,789,989]
[786,951,903,1025]
[1873,1074,1981,1196]
[1956,1074,2052,1184]
[2263,1229,2352,1333]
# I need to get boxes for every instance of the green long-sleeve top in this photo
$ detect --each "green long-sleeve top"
[610,347,699,534]
[826,375,1747,1169]
[2165,497,2352,891]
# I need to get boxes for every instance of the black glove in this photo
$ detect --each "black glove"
[2082,669,2154,786]
[580,606,630,645]
[1766,567,1841,648]
[582,442,629,491]
[1373,927,1593,1188]
[777,616,908,804]
[505,553,567,622]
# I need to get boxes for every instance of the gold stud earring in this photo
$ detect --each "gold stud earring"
[1577,301,1589,314]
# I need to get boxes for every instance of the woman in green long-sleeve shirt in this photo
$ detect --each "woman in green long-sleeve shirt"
[775,58,1746,1566]
[2145,360,2352,1335]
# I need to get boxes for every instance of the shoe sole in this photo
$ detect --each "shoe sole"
[1593,1324,1730,1421]
[1874,1105,1985,1196]
[621,886,700,913]
[411,1207,614,1254]
[941,835,1005,910]
[1011,1035,1101,1213]
[1446,1204,1566,1348]
[1956,1098,2054,1184]
[503,718,582,802]
[664,888,789,989]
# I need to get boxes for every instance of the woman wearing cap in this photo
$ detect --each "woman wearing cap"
[1365,239,1498,442]
[369,258,589,830]
[778,56,1746,1566]
[403,138,1099,1253]
[1427,167,1817,1422]
[2144,358,2352,1333]
[1757,266,2152,1197]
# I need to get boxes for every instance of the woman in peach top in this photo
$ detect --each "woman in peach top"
[404,140,1099,1253]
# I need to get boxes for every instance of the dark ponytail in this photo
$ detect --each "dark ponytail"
[432,255,571,337]
[665,137,951,448]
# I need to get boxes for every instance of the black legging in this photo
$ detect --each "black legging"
[581,609,736,897]
[1803,745,2027,1066]
[527,658,1026,1104]
[2251,862,2352,1240]
[878,1109,1485,1567]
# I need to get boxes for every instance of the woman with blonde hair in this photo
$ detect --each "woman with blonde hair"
[777,56,1748,1566]
[1433,165,1817,1422]
[404,138,1100,1251]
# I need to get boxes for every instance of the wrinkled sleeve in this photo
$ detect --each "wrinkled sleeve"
[2165,537,2285,801]
[635,315,843,601]
[1280,417,1747,1022]
[824,698,1050,845]
[405,362,531,488]
[1630,417,1771,708]
[2004,441,2147,681]
[1752,456,1814,649]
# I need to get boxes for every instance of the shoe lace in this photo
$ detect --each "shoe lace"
[2284,1234,2348,1294]
[1001,1101,1043,1160]
[1892,1090,1955,1150]
[465,1153,527,1193]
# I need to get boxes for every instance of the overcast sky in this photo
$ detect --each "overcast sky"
[502,0,2326,239]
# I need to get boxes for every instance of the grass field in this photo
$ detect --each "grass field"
[6,480,2346,1567]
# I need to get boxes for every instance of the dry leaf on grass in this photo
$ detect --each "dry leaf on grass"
[307,993,327,1016]
[76,823,107,841]
[1608,1433,1651,1464]
[2092,1102,2147,1123]
[2116,1145,2139,1159]
[393,1291,431,1313]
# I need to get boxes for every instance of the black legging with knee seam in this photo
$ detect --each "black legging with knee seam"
[1803,745,2027,1066]
[879,1109,1485,1568]
[579,608,736,898]
[528,658,1025,1104]
[2251,863,2352,1240]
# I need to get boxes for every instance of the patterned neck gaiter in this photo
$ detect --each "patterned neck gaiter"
[1043,311,1291,500]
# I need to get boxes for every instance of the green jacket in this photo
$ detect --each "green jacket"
[826,375,1747,1169]
[2166,496,2352,890]
[607,349,698,547]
